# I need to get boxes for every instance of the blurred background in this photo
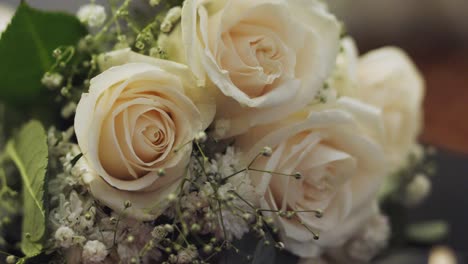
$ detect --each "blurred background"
[327,0,468,155]
[1,0,468,263]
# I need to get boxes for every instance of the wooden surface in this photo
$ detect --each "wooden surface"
[417,49,468,154]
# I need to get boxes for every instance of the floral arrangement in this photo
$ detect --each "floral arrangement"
[0,1,434,263]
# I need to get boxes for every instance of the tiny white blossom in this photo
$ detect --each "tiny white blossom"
[194,131,208,143]
[54,226,75,248]
[66,191,85,225]
[82,240,108,263]
[77,4,107,28]
[405,174,431,206]
[160,7,182,33]
[61,102,77,119]
[165,6,182,23]
[149,0,161,6]
[202,147,258,240]
[41,72,63,90]
[78,207,96,231]
[176,247,198,264]
[219,210,250,240]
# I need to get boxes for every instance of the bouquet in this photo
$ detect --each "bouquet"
[0,1,434,263]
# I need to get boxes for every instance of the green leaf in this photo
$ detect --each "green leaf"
[406,220,449,244]
[0,1,86,105]
[5,120,48,257]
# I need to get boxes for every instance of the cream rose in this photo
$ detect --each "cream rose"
[356,47,424,171]
[327,37,359,97]
[166,0,340,137]
[236,98,387,258]
[75,50,215,220]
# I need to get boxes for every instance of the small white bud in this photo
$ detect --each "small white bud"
[151,225,168,239]
[160,7,182,33]
[167,193,177,201]
[165,7,182,24]
[428,246,457,264]
[164,224,174,233]
[405,174,431,206]
[82,240,108,263]
[157,168,166,177]
[54,226,75,248]
[6,255,16,264]
[261,146,273,157]
[149,0,161,6]
[77,4,107,28]
[160,21,172,33]
[195,131,208,143]
[41,72,63,90]
[61,102,77,119]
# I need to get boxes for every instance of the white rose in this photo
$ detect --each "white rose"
[75,49,215,220]
[356,47,424,171]
[236,98,387,258]
[327,37,359,97]
[172,0,340,137]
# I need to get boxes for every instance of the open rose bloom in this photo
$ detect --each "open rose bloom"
[165,0,341,137]
[237,98,388,257]
[75,50,215,219]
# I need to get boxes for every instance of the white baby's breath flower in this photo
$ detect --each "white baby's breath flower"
[82,240,108,263]
[204,147,258,240]
[77,4,107,28]
[149,0,161,6]
[85,215,160,264]
[61,102,77,119]
[405,174,431,207]
[54,226,75,248]
[66,191,85,224]
[78,207,96,231]
[176,247,198,264]
[41,72,63,90]
[219,210,250,241]
[160,7,182,33]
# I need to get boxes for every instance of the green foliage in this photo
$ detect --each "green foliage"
[0,1,86,105]
[406,221,449,244]
[5,120,48,258]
